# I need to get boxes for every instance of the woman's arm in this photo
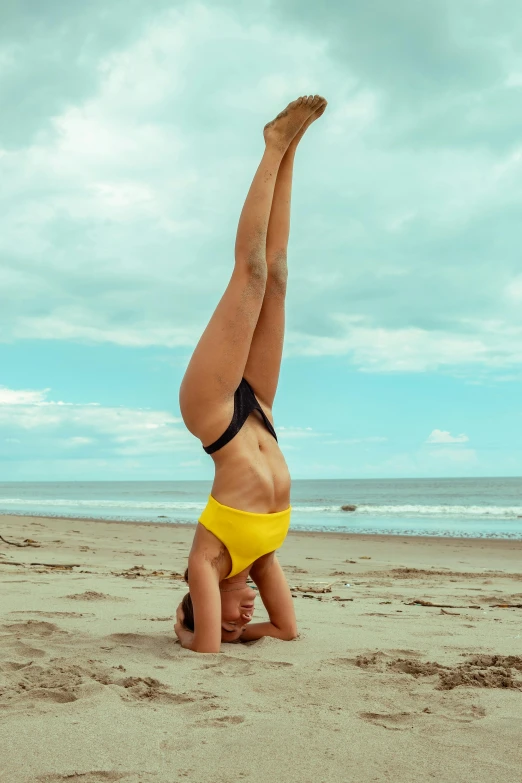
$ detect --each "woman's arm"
[241,555,298,642]
[239,620,296,642]
[183,555,222,653]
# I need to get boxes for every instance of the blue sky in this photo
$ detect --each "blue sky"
[1,0,522,480]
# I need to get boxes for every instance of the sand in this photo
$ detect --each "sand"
[1,513,521,783]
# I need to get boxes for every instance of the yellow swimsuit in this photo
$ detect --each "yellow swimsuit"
[199,494,292,578]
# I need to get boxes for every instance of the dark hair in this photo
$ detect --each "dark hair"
[181,567,195,632]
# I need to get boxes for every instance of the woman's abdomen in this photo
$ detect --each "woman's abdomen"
[211,424,291,513]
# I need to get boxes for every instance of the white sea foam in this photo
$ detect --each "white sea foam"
[1,497,521,519]
[0,498,205,511]
[292,503,522,519]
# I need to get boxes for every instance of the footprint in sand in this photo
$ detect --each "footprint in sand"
[196,714,245,728]
[119,676,195,704]
[444,702,487,722]
[201,657,254,677]
[201,655,293,677]
[8,610,93,618]
[326,656,358,668]
[2,620,67,637]
[388,658,447,678]
[437,656,522,691]
[108,632,162,649]
[327,649,423,672]
[105,632,176,661]
[0,660,87,705]
[387,654,522,690]
[36,773,131,782]
[65,591,129,602]
[350,651,522,691]
[1,660,35,672]
[4,641,47,658]
[0,656,196,709]
[358,711,419,731]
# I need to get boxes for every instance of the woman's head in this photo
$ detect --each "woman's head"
[181,568,256,642]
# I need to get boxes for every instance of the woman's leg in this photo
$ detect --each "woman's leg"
[179,97,317,442]
[243,97,327,409]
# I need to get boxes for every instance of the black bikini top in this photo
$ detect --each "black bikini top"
[203,378,278,454]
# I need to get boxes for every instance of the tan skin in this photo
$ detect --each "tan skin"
[175,95,328,653]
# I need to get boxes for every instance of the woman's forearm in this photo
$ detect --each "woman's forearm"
[175,623,221,653]
[240,622,297,642]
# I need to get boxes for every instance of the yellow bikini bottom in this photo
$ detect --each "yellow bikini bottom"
[198,494,292,579]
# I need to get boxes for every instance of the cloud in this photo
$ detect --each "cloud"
[272,0,522,149]
[63,437,94,448]
[276,426,318,439]
[0,385,191,458]
[426,429,469,444]
[506,276,522,302]
[0,3,345,352]
[287,316,522,373]
[426,447,477,465]
[1,0,522,384]
[0,387,49,405]
[0,0,176,149]
[12,316,200,349]
[324,437,387,445]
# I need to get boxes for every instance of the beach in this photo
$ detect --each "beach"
[1,513,521,783]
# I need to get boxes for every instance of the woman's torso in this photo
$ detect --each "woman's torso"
[184,399,291,581]
[210,406,291,512]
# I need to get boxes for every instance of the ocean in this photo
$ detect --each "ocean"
[0,478,521,539]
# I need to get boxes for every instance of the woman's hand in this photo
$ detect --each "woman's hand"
[247,556,298,641]
[174,620,194,652]
[174,602,194,648]
[175,625,194,649]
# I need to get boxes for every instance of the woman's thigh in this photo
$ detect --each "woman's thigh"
[179,264,265,439]
[243,270,286,409]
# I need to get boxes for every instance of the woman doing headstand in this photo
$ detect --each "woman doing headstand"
[175,95,327,653]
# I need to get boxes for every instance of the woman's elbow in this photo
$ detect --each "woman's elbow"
[279,626,298,641]
[191,642,221,654]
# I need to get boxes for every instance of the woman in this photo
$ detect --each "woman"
[175,94,327,653]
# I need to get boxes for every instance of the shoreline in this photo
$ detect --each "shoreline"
[2,511,522,544]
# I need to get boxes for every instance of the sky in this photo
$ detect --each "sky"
[1,0,522,481]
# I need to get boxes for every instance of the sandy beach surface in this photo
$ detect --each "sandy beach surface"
[1,513,521,783]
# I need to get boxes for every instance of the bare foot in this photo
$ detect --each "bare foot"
[263,95,324,152]
[287,96,327,150]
